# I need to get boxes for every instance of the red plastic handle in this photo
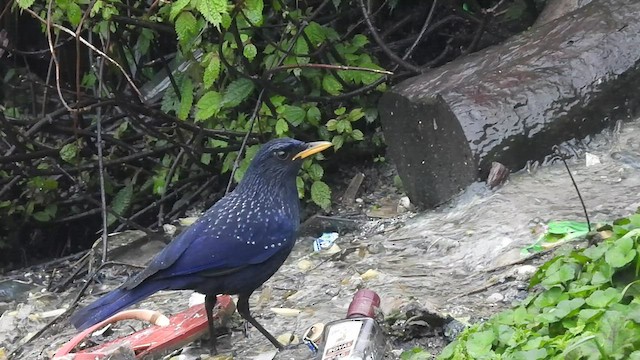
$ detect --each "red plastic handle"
[54,294,235,359]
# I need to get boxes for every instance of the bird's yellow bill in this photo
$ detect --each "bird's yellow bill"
[293,141,333,160]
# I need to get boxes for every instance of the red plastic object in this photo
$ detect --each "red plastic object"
[53,295,235,360]
[346,289,380,318]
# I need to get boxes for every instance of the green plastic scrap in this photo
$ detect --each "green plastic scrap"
[521,221,591,255]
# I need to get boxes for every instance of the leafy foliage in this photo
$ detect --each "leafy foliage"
[439,211,640,359]
[0,0,389,250]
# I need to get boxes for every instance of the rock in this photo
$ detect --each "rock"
[486,293,504,303]
[487,162,510,189]
[396,196,413,213]
[379,0,640,208]
[360,269,380,280]
[534,0,592,27]
[514,265,538,281]
[443,319,468,342]
[0,280,37,303]
[297,259,314,272]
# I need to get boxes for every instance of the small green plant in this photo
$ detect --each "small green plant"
[439,211,640,359]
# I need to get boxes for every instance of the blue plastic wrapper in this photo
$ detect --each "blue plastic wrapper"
[313,232,339,252]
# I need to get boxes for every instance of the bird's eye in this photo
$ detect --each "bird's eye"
[274,150,288,160]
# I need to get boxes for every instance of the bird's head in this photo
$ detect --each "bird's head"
[237,138,333,192]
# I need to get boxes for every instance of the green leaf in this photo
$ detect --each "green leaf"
[296,176,304,199]
[400,347,431,360]
[295,37,309,64]
[222,153,236,173]
[243,0,264,25]
[304,22,326,46]
[178,77,194,120]
[311,181,331,210]
[67,3,82,27]
[204,54,221,88]
[33,211,50,222]
[322,74,343,96]
[196,0,227,27]
[596,310,640,357]
[16,0,35,10]
[336,119,351,134]
[332,135,344,150]
[175,11,198,43]
[195,91,222,121]
[170,0,191,21]
[605,235,637,268]
[243,44,258,61]
[466,330,495,357]
[585,288,621,308]
[281,105,306,126]
[352,34,369,48]
[107,184,133,226]
[60,143,79,163]
[334,107,346,115]
[352,129,364,141]
[45,204,57,217]
[539,298,585,323]
[307,106,321,125]
[308,163,324,181]
[541,263,578,286]
[326,119,338,131]
[222,78,255,108]
[275,118,289,135]
[201,153,211,165]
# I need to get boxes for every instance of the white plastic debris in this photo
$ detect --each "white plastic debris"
[585,152,601,167]
[313,232,339,252]
[188,292,206,307]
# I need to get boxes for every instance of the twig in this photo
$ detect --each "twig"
[226,89,266,193]
[96,36,109,264]
[403,0,438,60]
[159,148,185,225]
[24,7,145,102]
[357,0,423,74]
[45,0,73,112]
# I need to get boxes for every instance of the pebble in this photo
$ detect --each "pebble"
[276,333,300,345]
[163,224,177,236]
[367,242,385,255]
[396,196,413,213]
[325,287,340,297]
[360,269,379,280]
[486,292,504,303]
[514,265,537,280]
[297,259,313,272]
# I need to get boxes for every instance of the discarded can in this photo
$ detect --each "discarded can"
[317,289,386,360]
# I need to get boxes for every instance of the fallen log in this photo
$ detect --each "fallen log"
[379,0,640,208]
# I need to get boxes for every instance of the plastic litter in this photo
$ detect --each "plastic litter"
[313,232,339,252]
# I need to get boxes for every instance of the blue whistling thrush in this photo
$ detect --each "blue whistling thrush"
[70,138,332,349]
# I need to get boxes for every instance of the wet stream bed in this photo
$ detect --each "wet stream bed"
[2,119,640,359]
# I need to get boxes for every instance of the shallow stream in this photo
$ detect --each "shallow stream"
[2,119,640,359]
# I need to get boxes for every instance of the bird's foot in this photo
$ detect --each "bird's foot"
[206,336,218,355]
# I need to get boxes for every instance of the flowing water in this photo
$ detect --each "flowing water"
[2,119,640,359]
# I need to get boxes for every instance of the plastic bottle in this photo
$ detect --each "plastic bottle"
[317,289,386,360]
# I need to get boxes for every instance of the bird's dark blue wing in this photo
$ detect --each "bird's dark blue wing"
[124,193,296,289]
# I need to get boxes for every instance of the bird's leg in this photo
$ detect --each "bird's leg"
[237,293,284,350]
[204,294,218,354]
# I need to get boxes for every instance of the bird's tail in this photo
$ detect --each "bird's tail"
[69,281,167,330]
